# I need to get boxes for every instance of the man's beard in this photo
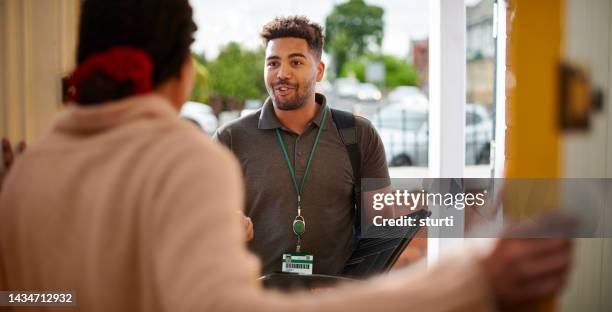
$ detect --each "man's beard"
[268,78,315,111]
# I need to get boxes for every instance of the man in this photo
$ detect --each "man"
[214,16,390,275]
[210,16,575,310]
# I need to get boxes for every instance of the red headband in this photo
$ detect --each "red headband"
[68,47,153,102]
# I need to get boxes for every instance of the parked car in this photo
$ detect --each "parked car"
[371,103,492,166]
[316,80,333,95]
[180,101,218,135]
[357,83,382,101]
[387,86,428,108]
[334,77,360,99]
[240,99,263,117]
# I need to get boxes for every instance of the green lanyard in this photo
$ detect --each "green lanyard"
[275,108,328,252]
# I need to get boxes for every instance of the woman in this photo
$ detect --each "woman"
[0,0,570,311]
[0,0,255,310]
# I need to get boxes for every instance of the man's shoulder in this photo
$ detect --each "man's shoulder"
[354,115,375,130]
[353,115,379,142]
[148,118,230,159]
[328,110,379,146]
[329,109,375,131]
[215,109,261,136]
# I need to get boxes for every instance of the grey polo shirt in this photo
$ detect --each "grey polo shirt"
[213,93,389,275]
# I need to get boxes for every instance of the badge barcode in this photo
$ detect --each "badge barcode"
[286,263,310,269]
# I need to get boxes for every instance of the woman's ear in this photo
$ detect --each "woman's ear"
[178,57,195,105]
[155,56,195,110]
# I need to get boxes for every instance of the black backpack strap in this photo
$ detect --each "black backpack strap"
[330,109,362,234]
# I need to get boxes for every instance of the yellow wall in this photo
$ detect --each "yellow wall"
[505,0,564,311]
[506,0,562,179]
[0,0,79,143]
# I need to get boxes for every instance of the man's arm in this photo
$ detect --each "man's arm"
[211,128,253,241]
[358,118,396,221]
[357,117,390,183]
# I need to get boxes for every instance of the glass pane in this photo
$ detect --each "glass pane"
[466,0,495,167]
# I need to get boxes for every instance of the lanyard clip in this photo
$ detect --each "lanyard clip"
[297,195,302,216]
[293,215,305,236]
[296,237,302,252]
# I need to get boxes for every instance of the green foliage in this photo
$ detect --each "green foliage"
[325,0,384,76]
[190,53,210,104]
[340,59,366,82]
[340,54,418,89]
[205,43,267,102]
[192,52,207,66]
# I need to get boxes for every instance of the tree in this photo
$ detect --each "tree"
[340,54,418,89]
[206,43,267,103]
[190,53,210,104]
[324,0,384,77]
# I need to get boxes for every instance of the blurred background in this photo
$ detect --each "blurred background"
[185,0,495,173]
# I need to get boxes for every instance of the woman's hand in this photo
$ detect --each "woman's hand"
[238,211,254,242]
[1,138,26,191]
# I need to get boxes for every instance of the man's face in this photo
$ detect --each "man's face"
[264,37,324,110]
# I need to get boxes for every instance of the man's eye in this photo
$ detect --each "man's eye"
[292,61,303,66]
[267,62,279,67]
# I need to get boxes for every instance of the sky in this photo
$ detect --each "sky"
[190,0,482,59]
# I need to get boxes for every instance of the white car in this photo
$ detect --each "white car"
[372,103,492,166]
[240,99,263,117]
[357,83,382,101]
[387,86,428,108]
[334,77,360,99]
[180,101,218,135]
[316,80,333,95]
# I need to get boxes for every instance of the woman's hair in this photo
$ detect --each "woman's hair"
[75,0,197,105]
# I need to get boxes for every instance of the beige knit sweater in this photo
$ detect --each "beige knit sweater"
[0,95,494,312]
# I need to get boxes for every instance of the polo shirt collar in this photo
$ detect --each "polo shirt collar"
[258,93,329,130]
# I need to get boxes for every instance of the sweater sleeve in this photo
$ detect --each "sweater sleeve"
[148,133,496,312]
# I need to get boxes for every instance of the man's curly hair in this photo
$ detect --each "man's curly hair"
[260,16,324,59]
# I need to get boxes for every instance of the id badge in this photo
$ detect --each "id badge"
[281,252,313,275]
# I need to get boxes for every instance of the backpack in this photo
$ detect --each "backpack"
[330,109,362,234]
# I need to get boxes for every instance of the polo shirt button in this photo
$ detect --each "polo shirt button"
[298,152,303,156]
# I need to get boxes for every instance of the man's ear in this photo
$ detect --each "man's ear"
[316,60,325,82]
